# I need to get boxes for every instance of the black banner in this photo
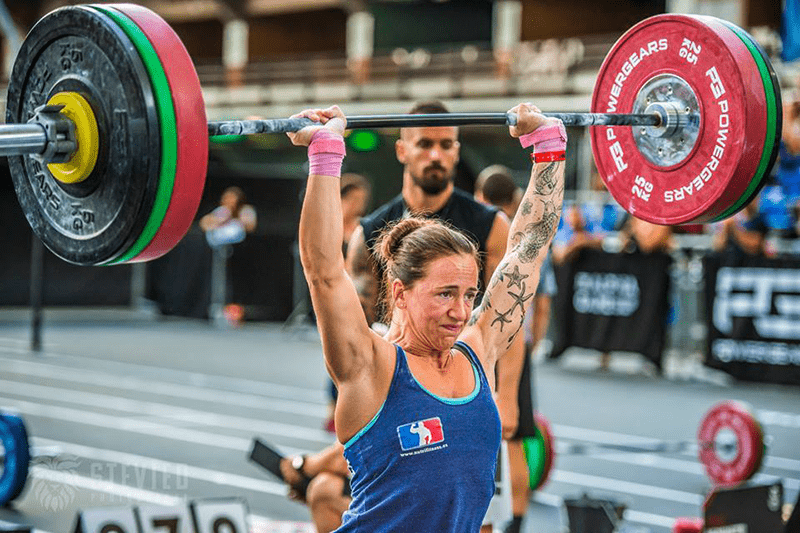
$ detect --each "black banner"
[704,254,800,386]
[551,249,672,369]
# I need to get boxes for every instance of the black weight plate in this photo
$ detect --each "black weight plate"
[6,6,161,265]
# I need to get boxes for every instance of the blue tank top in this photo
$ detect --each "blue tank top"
[336,341,501,532]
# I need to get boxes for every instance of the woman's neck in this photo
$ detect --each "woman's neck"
[389,324,453,370]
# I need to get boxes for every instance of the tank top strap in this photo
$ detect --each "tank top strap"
[393,343,410,374]
[451,340,490,387]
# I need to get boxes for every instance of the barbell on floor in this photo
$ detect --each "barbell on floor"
[3,4,782,265]
[525,400,767,491]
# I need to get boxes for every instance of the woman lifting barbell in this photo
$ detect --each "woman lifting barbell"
[287,102,564,531]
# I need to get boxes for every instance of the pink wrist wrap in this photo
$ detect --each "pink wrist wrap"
[308,130,345,177]
[519,122,567,153]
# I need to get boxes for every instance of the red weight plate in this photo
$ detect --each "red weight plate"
[110,4,208,262]
[697,400,764,487]
[590,15,764,225]
[534,411,556,489]
[690,16,768,221]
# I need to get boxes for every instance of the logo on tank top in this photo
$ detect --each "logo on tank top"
[397,417,445,451]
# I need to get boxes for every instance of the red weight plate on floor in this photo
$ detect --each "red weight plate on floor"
[697,400,764,487]
[534,411,556,489]
[590,14,762,225]
[109,4,208,262]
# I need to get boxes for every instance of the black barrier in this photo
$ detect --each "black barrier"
[551,248,672,369]
[704,253,800,386]
[703,482,784,533]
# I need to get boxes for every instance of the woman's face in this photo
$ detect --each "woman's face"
[395,253,479,352]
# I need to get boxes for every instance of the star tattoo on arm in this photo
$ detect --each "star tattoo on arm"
[501,264,528,289]
[507,281,534,315]
[491,308,513,331]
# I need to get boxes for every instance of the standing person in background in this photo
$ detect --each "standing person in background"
[551,204,602,266]
[340,174,372,255]
[712,197,768,262]
[474,164,523,215]
[200,186,257,244]
[200,186,258,323]
[618,216,674,255]
[289,101,564,532]
[474,164,556,533]
[616,215,674,373]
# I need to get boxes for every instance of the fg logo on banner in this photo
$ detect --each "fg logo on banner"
[713,267,800,340]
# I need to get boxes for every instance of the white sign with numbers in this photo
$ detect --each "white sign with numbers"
[137,504,194,533]
[75,507,139,533]
[191,499,248,533]
[75,499,248,533]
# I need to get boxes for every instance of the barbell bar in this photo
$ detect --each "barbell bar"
[207,111,664,136]
[0,111,665,159]
[5,4,782,265]
[525,400,767,491]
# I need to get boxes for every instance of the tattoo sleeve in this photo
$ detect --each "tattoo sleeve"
[470,160,564,351]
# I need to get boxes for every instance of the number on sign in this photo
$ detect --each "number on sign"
[152,518,180,533]
[212,518,237,533]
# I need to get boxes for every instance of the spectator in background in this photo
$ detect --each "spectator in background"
[340,174,372,255]
[782,80,800,157]
[712,197,768,262]
[474,165,557,533]
[325,174,372,433]
[758,82,800,233]
[582,169,626,237]
[616,216,674,374]
[618,216,674,255]
[474,164,522,216]
[200,186,257,324]
[551,204,603,265]
[200,186,257,246]
[784,201,800,256]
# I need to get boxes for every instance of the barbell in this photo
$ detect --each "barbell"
[3,5,782,265]
[525,400,767,491]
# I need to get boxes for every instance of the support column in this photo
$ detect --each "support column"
[578,127,594,195]
[223,18,249,88]
[492,0,521,78]
[347,10,374,85]
[667,0,745,26]
[666,0,698,13]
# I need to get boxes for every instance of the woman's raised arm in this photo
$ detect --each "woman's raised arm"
[461,103,565,368]
[290,107,382,384]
